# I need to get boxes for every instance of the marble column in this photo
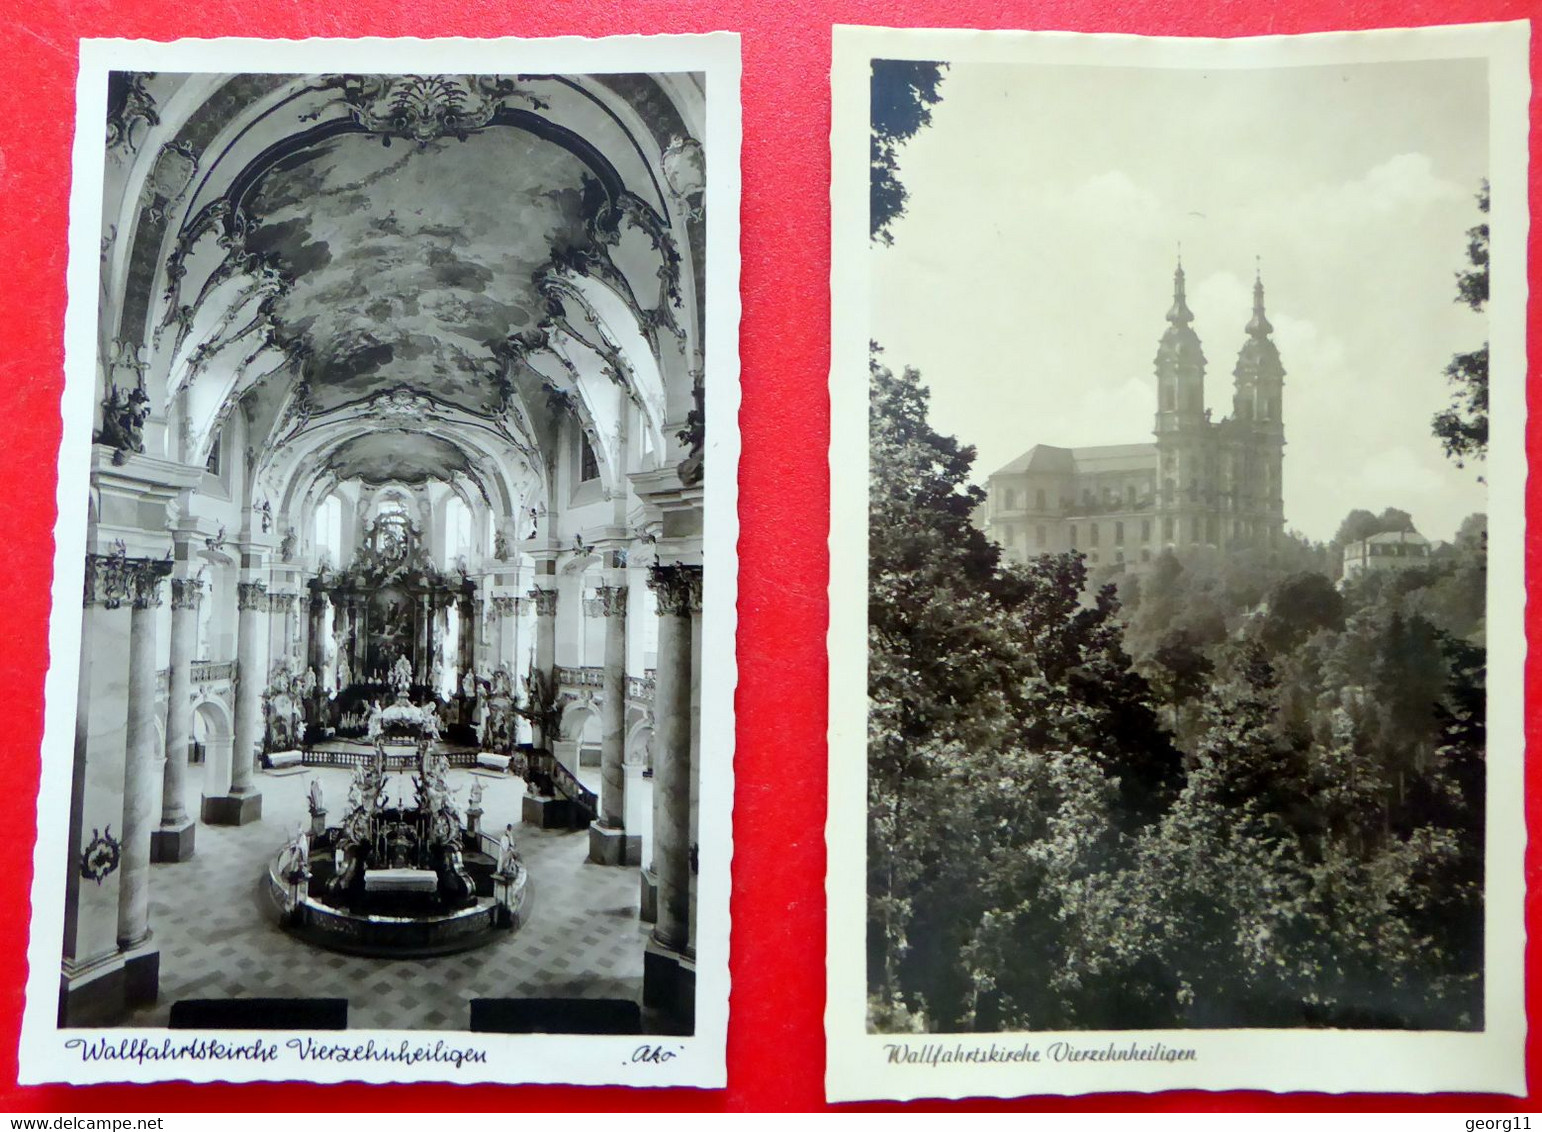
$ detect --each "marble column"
[589,582,639,865]
[530,586,557,678]
[118,558,171,949]
[492,595,518,670]
[206,579,264,825]
[645,564,699,956]
[151,575,199,862]
[519,584,561,826]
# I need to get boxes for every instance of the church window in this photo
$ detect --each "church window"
[1082,489,1093,508]
[578,430,601,483]
[1114,521,1124,545]
[205,432,221,475]
[314,494,343,565]
[1163,517,1174,541]
[1161,383,1174,411]
[1126,484,1136,507]
[1189,516,1200,543]
[1206,516,1218,544]
[1035,488,1046,511]
[1090,523,1099,547]
[1141,519,1151,542]
[1068,524,1077,547]
[1036,525,1046,548]
[1162,478,1174,504]
[1141,549,1152,563]
[445,495,474,566]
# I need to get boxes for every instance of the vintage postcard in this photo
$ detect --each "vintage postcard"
[22,32,740,1087]
[829,22,1528,1100]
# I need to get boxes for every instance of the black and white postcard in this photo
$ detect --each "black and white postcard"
[828,22,1528,1100]
[23,32,740,1087]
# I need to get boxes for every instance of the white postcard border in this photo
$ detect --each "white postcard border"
[827,21,1530,1103]
[21,30,741,1089]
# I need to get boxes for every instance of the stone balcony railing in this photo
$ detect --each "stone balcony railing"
[191,660,236,683]
[555,665,656,705]
[156,659,236,697]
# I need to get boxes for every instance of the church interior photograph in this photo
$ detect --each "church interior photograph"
[58,66,716,1037]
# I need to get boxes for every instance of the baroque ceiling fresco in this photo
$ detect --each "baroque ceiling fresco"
[243,131,593,416]
[322,430,477,485]
[103,72,704,510]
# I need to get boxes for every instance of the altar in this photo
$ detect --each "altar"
[265,739,530,957]
[365,868,440,895]
[303,505,479,744]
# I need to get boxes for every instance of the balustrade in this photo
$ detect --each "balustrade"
[555,665,657,704]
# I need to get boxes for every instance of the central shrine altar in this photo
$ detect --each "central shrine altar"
[266,732,528,957]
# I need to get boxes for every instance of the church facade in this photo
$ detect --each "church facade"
[986,264,1287,569]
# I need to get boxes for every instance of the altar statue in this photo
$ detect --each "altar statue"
[337,654,351,692]
[496,823,521,877]
[307,778,324,817]
[389,654,413,701]
[278,825,310,882]
[467,779,483,810]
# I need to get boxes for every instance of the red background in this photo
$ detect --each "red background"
[0,0,1535,1114]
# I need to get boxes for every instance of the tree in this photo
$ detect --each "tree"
[871,61,946,245]
[1432,181,1489,468]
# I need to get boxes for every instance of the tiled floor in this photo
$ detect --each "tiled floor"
[119,759,649,1032]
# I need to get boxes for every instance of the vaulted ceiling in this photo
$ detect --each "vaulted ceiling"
[100,71,703,515]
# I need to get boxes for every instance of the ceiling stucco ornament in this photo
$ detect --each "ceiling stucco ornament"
[301,74,549,146]
[661,134,706,221]
[537,272,647,413]
[106,72,159,158]
[370,386,442,421]
[139,139,200,225]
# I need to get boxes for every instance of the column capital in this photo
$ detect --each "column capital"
[527,587,558,618]
[490,594,520,617]
[128,558,173,610]
[237,580,268,611]
[595,583,628,618]
[647,563,702,617]
[85,544,176,609]
[169,575,204,610]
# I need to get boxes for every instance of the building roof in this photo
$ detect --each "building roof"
[991,442,1156,479]
[1362,529,1430,546]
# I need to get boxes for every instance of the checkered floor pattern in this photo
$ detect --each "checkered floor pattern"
[117,761,649,1032]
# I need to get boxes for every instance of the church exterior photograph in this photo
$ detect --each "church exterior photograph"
[827,23,1529,1101]
[22,34,740,1088]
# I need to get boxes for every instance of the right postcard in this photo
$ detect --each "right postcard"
[828,22,1530,1102]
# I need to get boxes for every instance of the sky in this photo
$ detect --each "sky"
[871,56,1491,544]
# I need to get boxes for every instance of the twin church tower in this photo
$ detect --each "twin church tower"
[986,261,1287,569]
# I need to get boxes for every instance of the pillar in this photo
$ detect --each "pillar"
[118,559,171,949]
[642,563,699,1014]
[519,584,561,825]
[589,582,639,865]
[204,579,263,825]
[151,575,199,862]
[531,585,557,681]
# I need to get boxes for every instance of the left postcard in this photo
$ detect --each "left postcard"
[21,33,740,1087]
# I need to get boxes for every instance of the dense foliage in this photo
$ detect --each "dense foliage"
[1432,181,1490,468]
[868,353,1486,1033]
[870,61,947,245]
